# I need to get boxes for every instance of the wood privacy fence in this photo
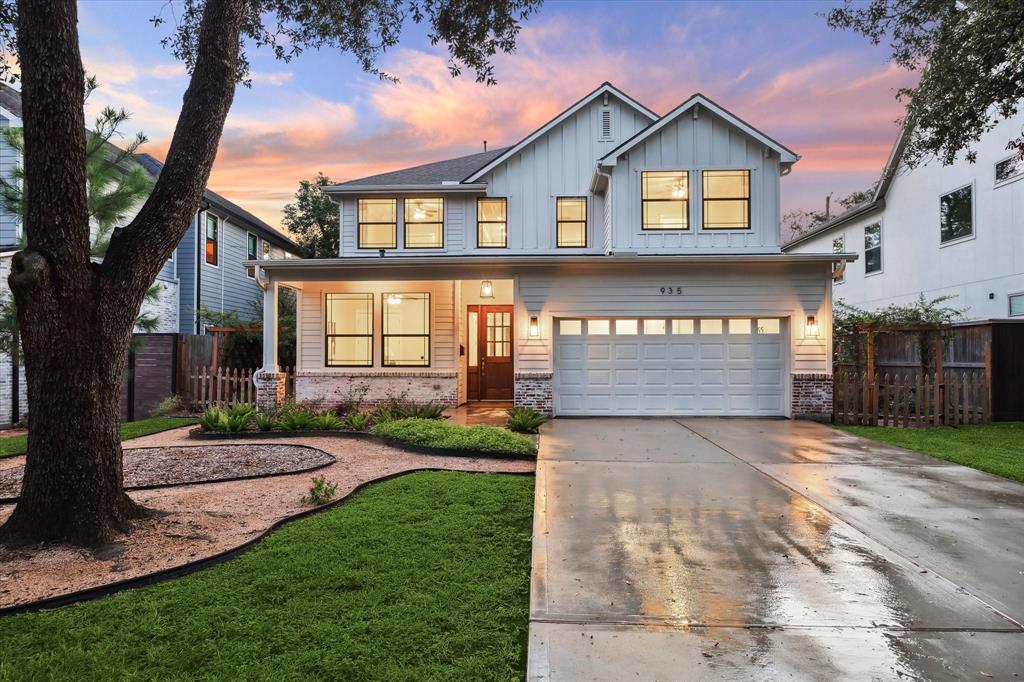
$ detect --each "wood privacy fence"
[182,366,294,410]
[833,370,991,427]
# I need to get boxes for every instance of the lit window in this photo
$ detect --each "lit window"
[939,185,973,243]
[615,319,638,335]
[728,319,751,334]
[404,198,444,249]
[832,235,845,283]
[864,223,882,274]
[246,233,257,278]
[757,318,780,334]
[556,197,587,247]
[641,171,688,230]
[588,319,610,335]
[358,199,397,249]
[1010,293,1024,317]
[996,156,1024,185]
[205,213,219,265]
[702,170,750,229]
[383,293,430,366]
[478,198,507,248]
[326,293,373,367]
[671,319,694,335]
[700,319,723,335]
[560,319,582,335]
[643,319,666,335]
[468,311,479,367]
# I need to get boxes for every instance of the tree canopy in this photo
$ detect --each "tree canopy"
[282,173,340,259]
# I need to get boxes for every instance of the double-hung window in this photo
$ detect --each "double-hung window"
[358,198,397,249]
[404,198,444,248]
[702,170,750,229]
[832,235,845,282]
[477,198,507,248]
[205,213,219,266]
[864,222,882,274]
[383,293,430,366]
[246,233,258,278]
[939,184,973,243]
[556,197,587,247]
[325,293,373,367]
[641,171,688,230]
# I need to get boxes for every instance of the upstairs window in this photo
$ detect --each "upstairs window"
[205,213,219,266]
[939,184,973,243]
[702,170,750,229]
[477,197,507,248]
[1010,292,1024,317]
[326,293,373,367]
[383,292,430,366]
[404,198,444,249]
[358,198,397,249]
[246,233,257,278]
[262,241,271,259]
[996,156,1024,185]
[832,235,845,283]
[641,171,688,230]
[864,222,882,274]
[556,197,587,247]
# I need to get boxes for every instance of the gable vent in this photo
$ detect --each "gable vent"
[599,107,613,141]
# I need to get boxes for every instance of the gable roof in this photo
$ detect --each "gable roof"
[598,93,800,168]
[329,147,509,189]
[462,82,660,183]
[0,82,22,121]
[134,153,300,254]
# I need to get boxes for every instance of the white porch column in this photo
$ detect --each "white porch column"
[262,277,279,372]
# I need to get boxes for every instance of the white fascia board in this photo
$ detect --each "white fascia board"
[322,183,488,196]
[0,106,22,126]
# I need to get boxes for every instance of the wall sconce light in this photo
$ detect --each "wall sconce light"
[528,315,540,338]
[805,315,819,337]
[480,280,494,298]
[387,293,402,306]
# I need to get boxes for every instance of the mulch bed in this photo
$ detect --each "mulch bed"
[0,445,335,500]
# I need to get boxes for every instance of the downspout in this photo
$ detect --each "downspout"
[593,165,613,255]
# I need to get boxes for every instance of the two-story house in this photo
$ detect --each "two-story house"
[784,110,1024,321]
[250,83,847,418]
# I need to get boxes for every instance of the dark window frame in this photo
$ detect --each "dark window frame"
[325,293,374,368]
[939,183,974,244]
[246,232,258,278]
[641,170,689,231]
[702,169,751,230]
[864,222,882,274]
[477,197,508,248]
[205,213,219,266]
[556,196,588,248]
[403,197,445,249]
[382,292,431,367]
[357,198,398,249]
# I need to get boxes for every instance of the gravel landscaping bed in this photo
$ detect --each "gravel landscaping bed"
[0,445,335,500]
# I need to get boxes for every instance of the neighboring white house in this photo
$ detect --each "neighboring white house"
[785,110,1024,322]
[251,83,847,419]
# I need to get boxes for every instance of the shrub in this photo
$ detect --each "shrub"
[341,411,371,431]
[373,418,536,457]
[369,405,396,425]
[333,380,370,416]
[276,409,317,431]
[312,412,343,430]
[254,412,277,432]
[199,407,228,432]
[379,390,446,420]
[150,395,184,418]
[505,406,547,434]
[300,475,338,505]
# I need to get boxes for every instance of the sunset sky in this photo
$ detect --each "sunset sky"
[76,0,917,232]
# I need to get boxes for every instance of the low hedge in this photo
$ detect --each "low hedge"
[372,418,537,457]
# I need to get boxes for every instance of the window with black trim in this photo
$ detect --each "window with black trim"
[383,292,430,366]
[641,171,688,230]
[358,198,397,249]
[556,197,587,247]
[940,185,973,243]
[477,198,507,248]
[205,213,219,265]
[702,170,750,229]
[325,293,373,367]
[246,233,258,278]
[404,198,444,248]
[864,222,882,274]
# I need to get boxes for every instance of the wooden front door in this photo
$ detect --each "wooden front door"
[468,305,513,401]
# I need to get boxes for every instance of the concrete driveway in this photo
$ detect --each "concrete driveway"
[527,418,1024,680]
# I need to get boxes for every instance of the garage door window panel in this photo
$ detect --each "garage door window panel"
[588,320,610,335]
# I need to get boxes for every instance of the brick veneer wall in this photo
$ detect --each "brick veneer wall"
[254,371,288,412]
[515,372,553,415]
[295,371,458,409]
[792,372,833,421]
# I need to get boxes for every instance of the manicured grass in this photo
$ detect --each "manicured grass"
[0,416,198,459]
[373,417,537,457]
[837,422,1024,483]
[0,471,535,680]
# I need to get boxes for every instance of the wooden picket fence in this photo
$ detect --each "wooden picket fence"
[182,366,294,410]
[833,370,990,427]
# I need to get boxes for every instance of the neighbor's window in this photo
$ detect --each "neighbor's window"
[262,241,271,259]
[556,197,587,247]
[246,233,258,278]
[832,235,845,282]
[703,170,750,229]
[864,222,882,274]
[326,293,373,367]
[205,213,219,265]
[404,198,444,248]
[358,198,397,249]
[383,293,430,366]
[1009,293,1024,317]
[477,197,507,248]
[641,171,688,230]
[940,185,973,243]
[996,156,1024,185]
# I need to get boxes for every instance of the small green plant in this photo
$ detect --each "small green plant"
[301,475,338,505]
[199,407,228,432]
[369,405,396,425]
[341,411,370,431]
[505,406,547,434]
[222,404,255,432]
[276,409,317,431]
[254,412,277,432]
[312,412,343,430]
[149,395,184,418]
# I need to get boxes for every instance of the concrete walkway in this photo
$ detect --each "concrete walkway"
[527,418,1024,680]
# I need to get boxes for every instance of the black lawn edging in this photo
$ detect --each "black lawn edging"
[186,427,538,461]
[0,467,536,618]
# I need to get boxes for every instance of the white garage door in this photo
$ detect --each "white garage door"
[553,317,787,416]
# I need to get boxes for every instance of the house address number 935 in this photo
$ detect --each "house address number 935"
[659,287,683,295]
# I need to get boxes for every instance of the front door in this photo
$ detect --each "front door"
[469,305,513,401]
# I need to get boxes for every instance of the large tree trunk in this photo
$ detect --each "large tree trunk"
[0,0,245,547]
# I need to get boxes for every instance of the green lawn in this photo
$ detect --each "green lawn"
[837,422,1024,483]
[0,471,535,680]
[0,417,198,459]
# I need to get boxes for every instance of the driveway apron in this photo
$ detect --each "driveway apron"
[528,417,1024,681]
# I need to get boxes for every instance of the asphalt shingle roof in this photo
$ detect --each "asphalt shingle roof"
[337,147,510,187]
[0,83,22,119]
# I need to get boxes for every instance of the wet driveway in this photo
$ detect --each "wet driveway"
[527,418,1024,680]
